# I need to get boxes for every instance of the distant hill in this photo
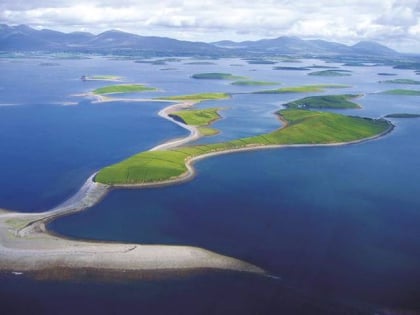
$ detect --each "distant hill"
[0,24,400,57]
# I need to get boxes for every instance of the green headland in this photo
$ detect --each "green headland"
[191,73,247,80]
[92,84,157,95]
[284,94,362,109]
[95,109,391,185]
[379,89,420,96]
[254,84,350,94]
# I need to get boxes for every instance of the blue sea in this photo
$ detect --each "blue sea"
[1,55,420,314]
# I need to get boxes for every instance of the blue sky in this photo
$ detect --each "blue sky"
[1,0,419,52]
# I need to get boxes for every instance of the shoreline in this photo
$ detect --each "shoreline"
[0,94,394,279]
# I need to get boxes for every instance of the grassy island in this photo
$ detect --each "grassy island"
[231,80,279,86]
[191,73,247,80]
[93,84,156,95]
[87,75,122,81]
[385,113,420,118]
[308,70,352,77]
[254,84,350,94]
[273,66,310,71]
[379,79,420,85]
[169,108,222,126]
[284,94,362,109]
[96,109,391,185]
[380,89,420,96]
[157,92,230,102]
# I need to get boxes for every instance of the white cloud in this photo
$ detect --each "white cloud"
[0,0,419,52]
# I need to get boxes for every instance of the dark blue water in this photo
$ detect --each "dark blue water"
[51,119,420,310]
[0,101,186,211]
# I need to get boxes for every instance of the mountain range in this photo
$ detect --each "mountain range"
[0,24,399,57]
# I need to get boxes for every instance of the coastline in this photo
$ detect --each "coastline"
[0,94,394,279]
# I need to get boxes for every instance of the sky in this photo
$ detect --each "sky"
[1,0,419,52]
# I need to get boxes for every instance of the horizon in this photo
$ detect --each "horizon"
[1,1,419,53]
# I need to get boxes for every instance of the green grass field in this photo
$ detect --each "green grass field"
[191,73,247,80]
[308,70,352,76]
[169,108,222,126]
[231,80,279,86]
[254,84,350,94]
[92,84,156,95]
[89,75,121,80]
[96,109,391,185]
[380,89,420,95]
[380,79,420,85]
[284,94,362,109]
[157,92,230,102]
[198,126,219,136]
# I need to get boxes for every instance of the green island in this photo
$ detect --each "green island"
[284,94,362,109]
[157,92,230,102]
[377,73,397,76]
[93,84,157,95]
[273,66,310,71]
[169,108,222,126]
[308,70,352,76]
[379,79,420,85]
[246,60,277,65]
[184,62,216,65]
[95,109,391,185]
[254,84,350,94]
[89,75,122,81]
[231,80,279,86]
[379,89,420,96]
[385,113,420,118]
[191,73,247,80]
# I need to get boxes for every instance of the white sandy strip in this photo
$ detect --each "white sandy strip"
[0,98,265,277]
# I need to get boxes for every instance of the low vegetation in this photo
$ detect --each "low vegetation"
[254,84,350,94]
[191,73,247,80]
[198,126,219,136]
[169,108,222,126]
[157,92,230,102]
[273,66,310,71]
[308,70,352,76]
[385,113,420,118]
[284,94,362,109]
[379,89,420,96]
[231,80,279,86]
[379,79,420,85]
[96,109,391,185]
[92,84,156,95]
[88,75,122,81]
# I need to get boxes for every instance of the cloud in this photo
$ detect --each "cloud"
[0,0,419,52]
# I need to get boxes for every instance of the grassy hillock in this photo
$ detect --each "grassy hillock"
[254,84,350,94]
[284,94,362,109]
[157,92,230,102]
[169,108,222,126]
[96,109,391,185]
[380,89,420,96]
[191,73,247,80]
[93,84,156,95]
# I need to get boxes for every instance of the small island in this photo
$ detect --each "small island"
[157,92,230,102]
[92,84,157,95]
[379,89,420,96]
[81,75,122,82]
[379,79,420,85]
[284,94,362,109]
[169,108,222,136]
[308,69,352,76]
[231,80,279,86]
[385,113,420,118]
[273,66,310,71]
[191,73,247,80]
[254,84,350,94]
